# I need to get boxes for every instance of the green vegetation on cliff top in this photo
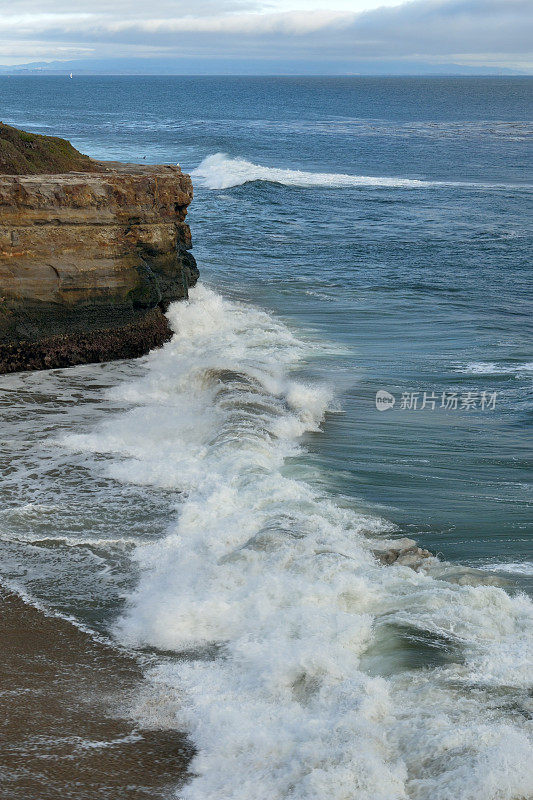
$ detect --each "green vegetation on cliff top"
[0,122,97,175]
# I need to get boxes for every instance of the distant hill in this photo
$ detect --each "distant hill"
[0,58,526,77]
[0,122,96,175]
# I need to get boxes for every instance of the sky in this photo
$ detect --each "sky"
[0,0,531,73]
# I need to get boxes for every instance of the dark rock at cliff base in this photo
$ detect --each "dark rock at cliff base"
[0,308,173,373]
[0,129,198,373]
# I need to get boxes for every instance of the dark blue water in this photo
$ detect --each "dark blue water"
[1,75,531,577]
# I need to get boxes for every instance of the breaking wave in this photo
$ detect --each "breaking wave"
[191,153,528,192]
[64,285,533,800]
[192,153,433,190]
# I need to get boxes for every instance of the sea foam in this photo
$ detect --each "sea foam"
[64,284,533,800]
[457,361,533,376]
[192,153,433,190]
[191,153,527,193]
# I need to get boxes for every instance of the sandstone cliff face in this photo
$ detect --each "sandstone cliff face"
[0,161,198,372]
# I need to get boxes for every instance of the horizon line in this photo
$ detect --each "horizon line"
[1,71,531,77]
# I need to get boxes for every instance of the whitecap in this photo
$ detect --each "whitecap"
[456,361,533,376]
[191,153,531,193]
[192,153,432,190]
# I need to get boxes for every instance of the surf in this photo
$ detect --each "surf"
[62,284,533,800]
[192,153,433,190]
[191,153,531,193]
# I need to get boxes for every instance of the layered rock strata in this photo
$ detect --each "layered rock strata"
[0,161,198,372]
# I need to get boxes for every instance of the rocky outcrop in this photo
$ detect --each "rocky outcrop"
[370,537,434,569]
[370,537,508,586]
[0,158,198,373]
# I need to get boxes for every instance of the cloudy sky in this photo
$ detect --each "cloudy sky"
[0,0,531,72]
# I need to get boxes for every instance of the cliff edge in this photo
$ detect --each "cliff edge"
[0,125,198,373]
[0,122,98,175]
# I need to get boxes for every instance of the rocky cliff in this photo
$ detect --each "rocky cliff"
[0,127,198,373]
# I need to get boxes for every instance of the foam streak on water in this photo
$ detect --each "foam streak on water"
[63,285,533,800]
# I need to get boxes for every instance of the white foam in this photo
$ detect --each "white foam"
[63,284,533,800]
[191,153,522,192]
[477,561,533,576]
[457,361,533,376]
[192,153,434,190]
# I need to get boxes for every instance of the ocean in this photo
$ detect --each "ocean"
[0,76,532,799]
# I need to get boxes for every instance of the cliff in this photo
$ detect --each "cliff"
[0,132,198,373]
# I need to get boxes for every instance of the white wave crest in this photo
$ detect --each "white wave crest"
[192,153,433,190]
[190,153,528,192]
[63,284,533,800]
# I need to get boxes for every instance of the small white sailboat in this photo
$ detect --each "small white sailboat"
[69,72,73,79]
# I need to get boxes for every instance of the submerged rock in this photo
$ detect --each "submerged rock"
[0,128,198,372]
[371,537,509,586]
[371,537,434,569]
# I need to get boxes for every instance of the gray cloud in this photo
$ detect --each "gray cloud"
[0,0,531,69]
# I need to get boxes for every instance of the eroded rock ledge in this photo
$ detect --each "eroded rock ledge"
[0,159,198,373]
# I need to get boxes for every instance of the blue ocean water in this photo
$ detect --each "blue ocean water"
[4,76,530,569]
[0,77,532,799]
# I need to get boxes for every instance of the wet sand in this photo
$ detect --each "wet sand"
[0,589,193,799]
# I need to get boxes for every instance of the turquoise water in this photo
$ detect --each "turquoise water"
[0,77,532,799]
